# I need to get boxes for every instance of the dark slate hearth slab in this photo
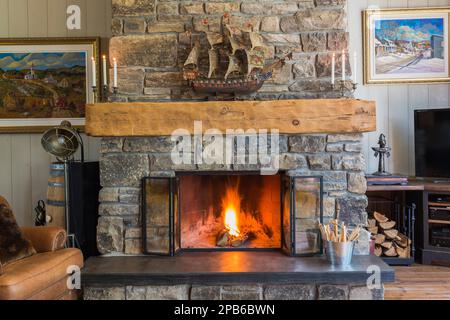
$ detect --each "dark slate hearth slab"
[82,252,395,286]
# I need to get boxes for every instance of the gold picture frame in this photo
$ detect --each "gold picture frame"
[0,37,100,133]
[363,7,450,84]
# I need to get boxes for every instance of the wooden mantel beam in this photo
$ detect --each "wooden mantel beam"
[85,99,376,137]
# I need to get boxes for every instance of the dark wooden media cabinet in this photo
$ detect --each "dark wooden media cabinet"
[367,178,450,266]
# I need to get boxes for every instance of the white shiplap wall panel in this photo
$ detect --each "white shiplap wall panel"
[0,0,9,37]
[388,85,409,174]
[28,0,48,37]
[67,0,88,37]
[47,0,69,37]
[0,0,108,225]
[0,135,12,203]
[8,0,28,38]
[10,134,32,226]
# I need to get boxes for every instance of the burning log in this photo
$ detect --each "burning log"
[216,230,230,247]
[216,229,249,247]
[231,234,249,247]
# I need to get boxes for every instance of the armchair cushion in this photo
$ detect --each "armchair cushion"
[21,227,66,253]
[0,248,83,300]
[0,204,36,267]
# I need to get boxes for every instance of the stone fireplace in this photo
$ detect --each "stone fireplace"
[81,0,394,301]
[97,133,368,256]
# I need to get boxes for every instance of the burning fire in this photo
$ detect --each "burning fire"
[224,206,240,237]
[222,185,242,238]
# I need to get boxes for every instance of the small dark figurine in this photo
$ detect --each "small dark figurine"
[34,200,46,226]
[372,134,391,176]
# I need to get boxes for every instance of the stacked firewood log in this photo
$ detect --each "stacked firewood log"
[367,212,411,258]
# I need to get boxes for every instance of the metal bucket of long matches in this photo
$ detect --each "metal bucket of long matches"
[324,241,355,266]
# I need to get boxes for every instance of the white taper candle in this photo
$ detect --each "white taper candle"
[113,58,118,88]
[353,51,357,84]
[91,57,96,86]
[342,50,345,81]
[102,55,107,86]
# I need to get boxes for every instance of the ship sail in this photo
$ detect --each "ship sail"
[184,44,199,68]
[249,32,264,50]
[225,55,242,79]
[208,49,218,78]
[246,47,266,75]
[206,32,223,49]
[226,25,247,54]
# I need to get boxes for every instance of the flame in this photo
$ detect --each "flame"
[222,184,241,237]
[225,206,240,237]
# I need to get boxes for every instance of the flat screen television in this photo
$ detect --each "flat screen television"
[415,108,450,178]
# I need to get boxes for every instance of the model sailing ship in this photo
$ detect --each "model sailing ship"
[183,23,291,97]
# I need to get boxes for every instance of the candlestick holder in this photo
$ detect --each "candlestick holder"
[332,80,358,98]
[92,86,119,102]
[102,86,119,102]
[92,86,98,103]
[102,85,109,100]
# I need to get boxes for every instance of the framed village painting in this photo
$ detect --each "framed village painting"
[0,38,100,132]
[363,8,450,84]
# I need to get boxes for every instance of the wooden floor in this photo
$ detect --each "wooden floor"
[385,264,450,300]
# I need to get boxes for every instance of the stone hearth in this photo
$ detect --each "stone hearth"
[83,253,393,300]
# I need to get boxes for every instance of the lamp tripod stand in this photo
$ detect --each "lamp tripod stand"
[41,121,84,249]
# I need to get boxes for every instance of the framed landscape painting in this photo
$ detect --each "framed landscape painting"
[363,8,450,84]
[0,38,100,132]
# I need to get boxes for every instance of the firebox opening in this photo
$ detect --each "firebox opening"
[179,174,282,250]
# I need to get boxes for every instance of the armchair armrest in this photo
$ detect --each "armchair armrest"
[20,227,67,253]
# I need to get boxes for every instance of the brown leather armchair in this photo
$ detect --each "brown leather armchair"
[0,196,83,300]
